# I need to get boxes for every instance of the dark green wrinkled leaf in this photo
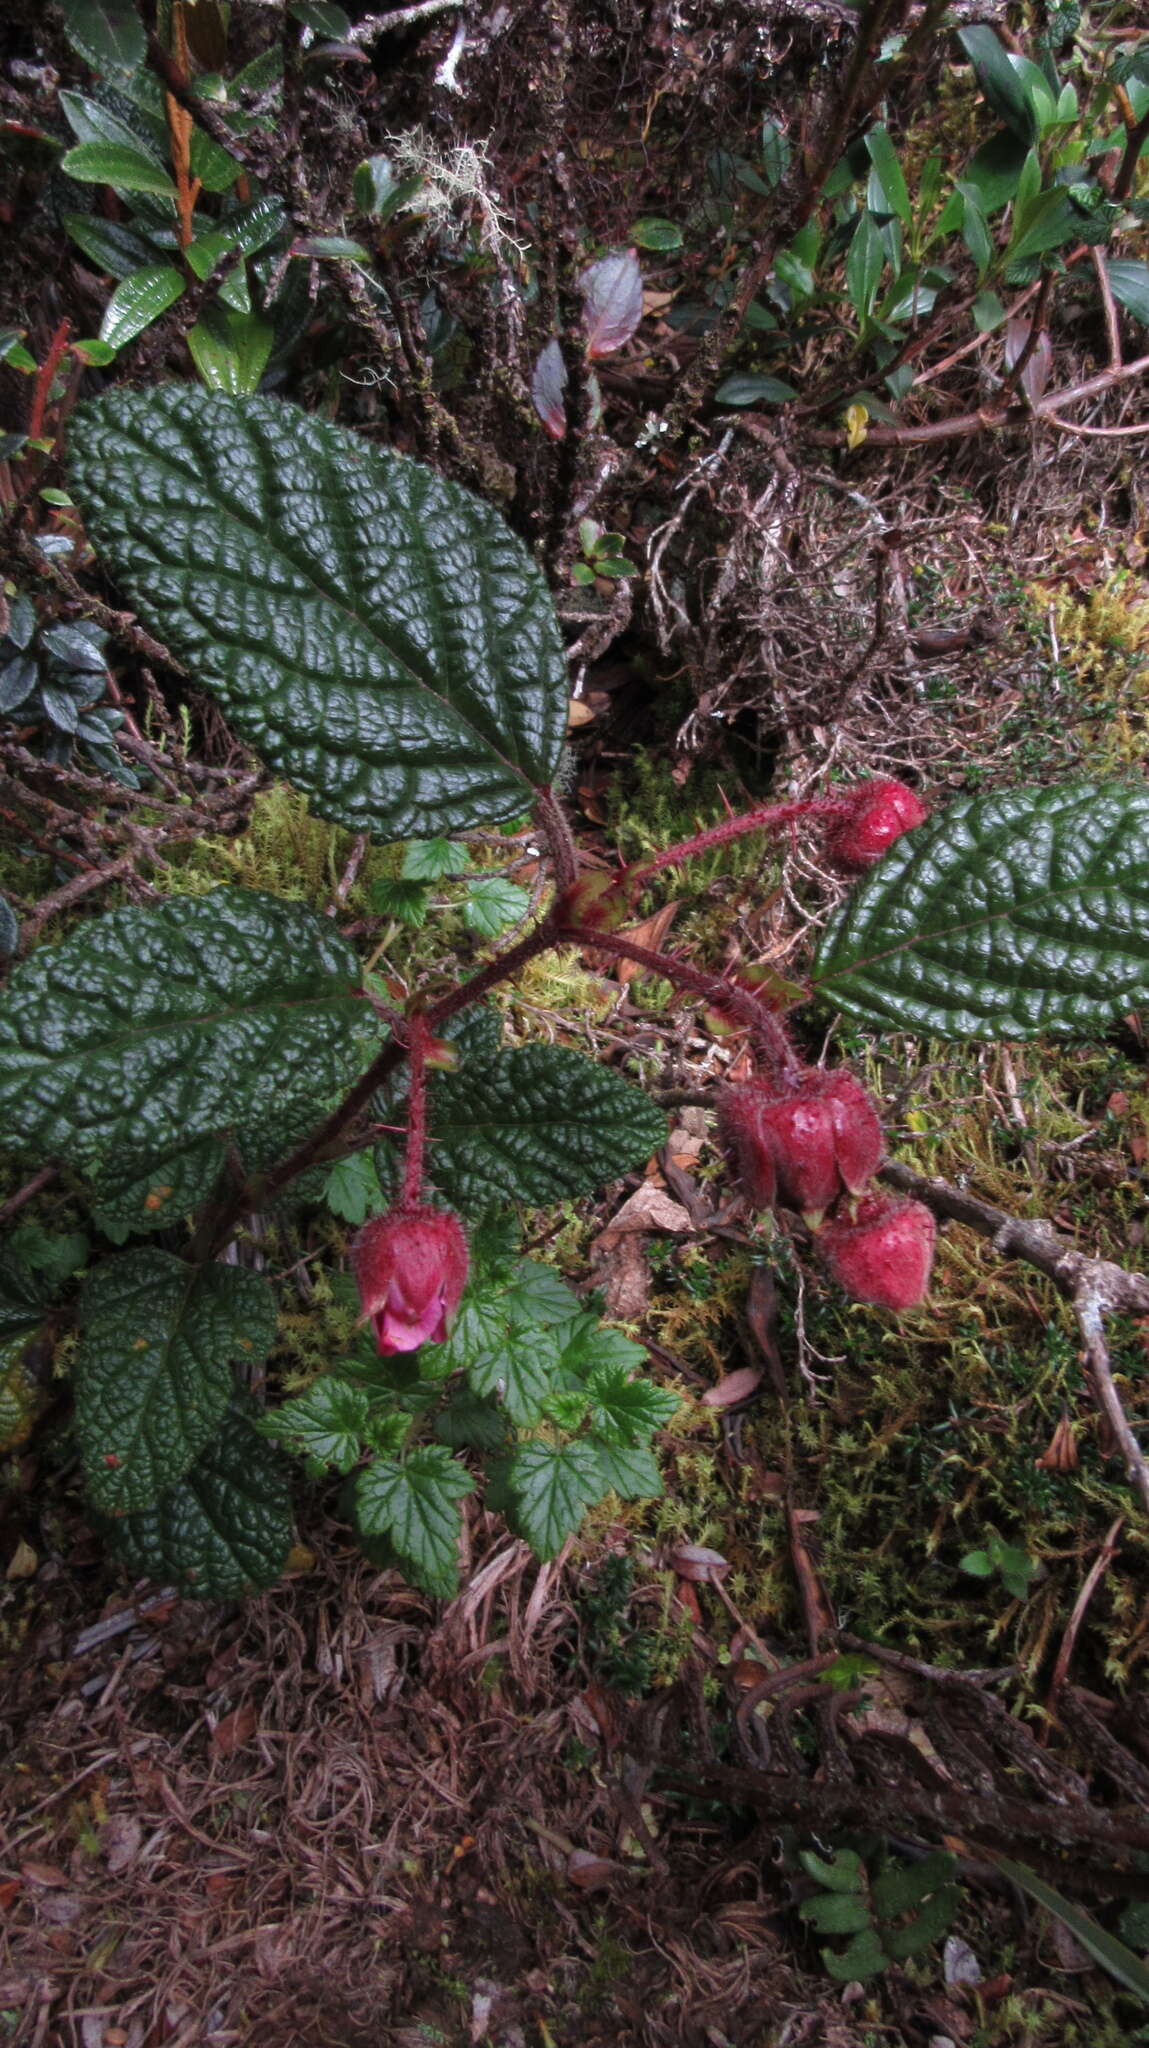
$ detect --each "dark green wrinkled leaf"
[68,391,568,838]
[111,1405,293,1597]
[0,887,377,1183]
[421,1044,667,1212]
[814,784,1149,1038]
[64,212,167,280]
[90,1135,229,1237]
[76,1251,277,1513]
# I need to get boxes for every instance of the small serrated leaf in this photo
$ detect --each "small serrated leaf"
[507,1439,605,1559]
[322,1150,385,1225]
[354,1445,474,1597]
[463,875,531,937]
[814,783,1149,1039]
[401,838,469,881]
[467,1320,562,1427]
[583,1361,679,1445]
[76,1251,278,1513]
[258,1377,371,1474]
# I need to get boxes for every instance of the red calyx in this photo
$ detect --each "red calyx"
[719,1069,883,1215]
[817,1193,936,1311]
[352,1204,469,1354]
[825,779,928,873]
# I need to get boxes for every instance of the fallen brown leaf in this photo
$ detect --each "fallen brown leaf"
[701,1368,763,1409]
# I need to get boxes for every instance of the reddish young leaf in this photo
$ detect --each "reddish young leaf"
[531,338,567,439]
[580,250,644,358]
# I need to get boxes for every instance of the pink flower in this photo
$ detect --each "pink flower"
[352,1205,469,1354]
[817,1193,936,1311]
[825,778,928,872]
[719,1070,883,1216]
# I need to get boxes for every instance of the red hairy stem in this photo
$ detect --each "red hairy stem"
[26,320,72,443]
[555,922,805,1089]
[400,1012,430,1206]
[203,910,566,1252]
[534,785,579,893]
[628,797,846,885]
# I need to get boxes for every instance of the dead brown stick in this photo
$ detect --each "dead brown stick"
[0,1164,58,1227]
[881,1159,1149,1513]
[1047,1516,1124,1708]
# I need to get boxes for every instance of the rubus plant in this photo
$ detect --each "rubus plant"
[5,388,1149,1600]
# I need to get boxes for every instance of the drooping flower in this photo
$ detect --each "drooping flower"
[825,778,928,873]
[817,1192,936,1311]
[352,1204,469,1354]
[719,1069,883,1216]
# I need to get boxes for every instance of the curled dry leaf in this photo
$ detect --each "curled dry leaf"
[669,1543,730,1583]
[598,1184,694,1237]
[701,1367,763,1409]
[567,1848,626,1889]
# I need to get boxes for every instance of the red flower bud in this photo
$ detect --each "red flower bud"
[352,1204,469,1354]
[719,1070,883,1215]
[825,779,928,873]
[818,1193,935,1311]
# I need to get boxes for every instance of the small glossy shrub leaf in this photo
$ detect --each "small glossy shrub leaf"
[422,1044,667,1211]
[354,1445,474,1597]
[63,143,178,196]
[0,888,377,1184]
[814,784,1149,1039]
[76,1251,277,1514]
[188,307,274,393]
[68,390,568,837]
[60,0,147,74]
[99,265,185,351]
[111,1405,293,1597]
[507,1439,605,1560]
